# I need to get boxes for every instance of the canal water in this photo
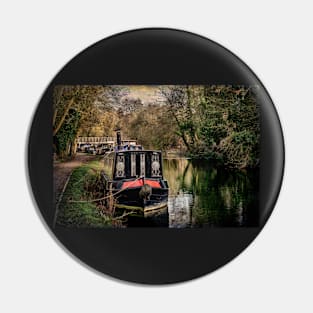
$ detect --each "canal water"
[164,158,259,227]
[104,157,259,228]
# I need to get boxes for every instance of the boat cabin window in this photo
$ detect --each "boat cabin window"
[115,154,125,178]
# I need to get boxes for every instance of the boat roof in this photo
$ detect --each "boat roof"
[114,149,162,153]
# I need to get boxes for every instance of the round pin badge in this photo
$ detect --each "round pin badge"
[28,28,284,284]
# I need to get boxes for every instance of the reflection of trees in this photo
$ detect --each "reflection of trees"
[192,161,258,226]
[164,159,259,227]
[163,158,191,195]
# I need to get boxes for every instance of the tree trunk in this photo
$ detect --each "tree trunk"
[53,97,74,136]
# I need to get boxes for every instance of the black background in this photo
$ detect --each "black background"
[28,28,284,284]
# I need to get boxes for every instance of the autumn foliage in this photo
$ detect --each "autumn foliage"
[53,85,260,168]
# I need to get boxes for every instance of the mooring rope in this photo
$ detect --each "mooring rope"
[68,176,143,203]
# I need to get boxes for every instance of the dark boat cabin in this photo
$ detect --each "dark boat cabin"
[108,149,169,210]
[113,150,164,180]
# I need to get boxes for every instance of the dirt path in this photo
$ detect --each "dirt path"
[53,153,98,205]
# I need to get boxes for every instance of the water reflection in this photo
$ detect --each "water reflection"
[168,191,193,228]
[103,156,259,227]
[163,158,259,227]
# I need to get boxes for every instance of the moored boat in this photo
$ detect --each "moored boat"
[106,149,169,213]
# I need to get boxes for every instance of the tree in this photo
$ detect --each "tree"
[159,85,260,168]
[199,85,260,168]
[53,84,260,168]
[53,85,128,159]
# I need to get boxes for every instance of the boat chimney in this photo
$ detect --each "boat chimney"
[116,129,121,146]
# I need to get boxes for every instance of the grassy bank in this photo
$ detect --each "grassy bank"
[56,159,115,228]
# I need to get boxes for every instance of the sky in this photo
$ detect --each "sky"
[126,85,162,105]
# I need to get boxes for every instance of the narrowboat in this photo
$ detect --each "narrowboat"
[106,149,169,213]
